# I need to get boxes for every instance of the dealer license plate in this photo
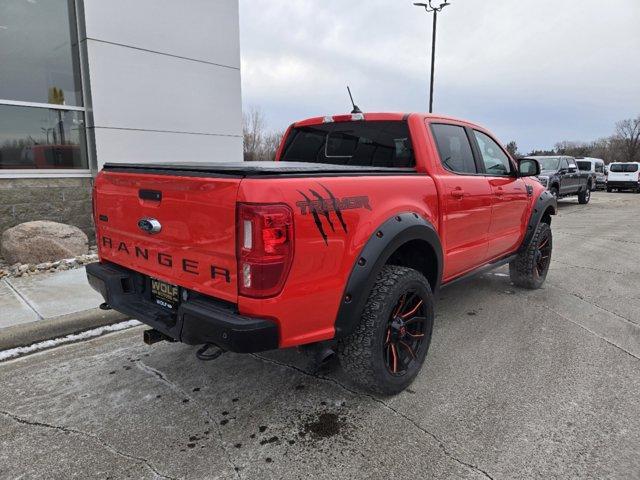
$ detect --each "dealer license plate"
[150,278,180,310]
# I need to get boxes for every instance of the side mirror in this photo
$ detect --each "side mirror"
[518,158,540,177]
[568,166,577,173]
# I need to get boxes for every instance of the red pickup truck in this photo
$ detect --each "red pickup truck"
[87,112,556,394]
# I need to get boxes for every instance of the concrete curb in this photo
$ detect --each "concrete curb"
[0,308,130,350]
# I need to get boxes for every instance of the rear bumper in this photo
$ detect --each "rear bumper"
[86,262,279,353]
[607,181,639,189]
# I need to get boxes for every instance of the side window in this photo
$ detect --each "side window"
[473,130,512,176]
[431,124,477,174]
[560,158,569,170]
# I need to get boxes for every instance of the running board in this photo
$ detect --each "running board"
[441,254,517,289]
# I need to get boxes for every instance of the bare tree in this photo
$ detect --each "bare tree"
[262,131,285,161]
[243,107,266,162]
[242,106,285,161]
[614,116,640,163]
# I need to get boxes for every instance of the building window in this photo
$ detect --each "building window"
[0,0,88,171]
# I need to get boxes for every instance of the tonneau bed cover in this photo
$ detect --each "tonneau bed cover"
[103,161,416,177]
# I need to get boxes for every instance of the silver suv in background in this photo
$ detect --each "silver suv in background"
[576,157,606,190]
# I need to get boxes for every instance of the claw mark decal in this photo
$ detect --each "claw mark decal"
[310,189,335,233]
[296,185,371,245]
[320,184,348,234]
[297,190,328,245]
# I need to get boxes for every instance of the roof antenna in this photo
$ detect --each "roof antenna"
[347,86,362,114]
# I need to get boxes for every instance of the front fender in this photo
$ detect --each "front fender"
[519,190,557,253]
[333,212,443,339]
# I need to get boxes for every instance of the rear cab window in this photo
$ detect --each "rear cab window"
[280,121,415,168]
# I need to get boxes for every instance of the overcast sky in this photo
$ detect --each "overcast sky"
[239,0,640,154]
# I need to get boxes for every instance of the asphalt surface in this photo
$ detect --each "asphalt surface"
[1,192,639,480]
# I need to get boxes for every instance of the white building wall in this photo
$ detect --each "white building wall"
[78,0,243,169]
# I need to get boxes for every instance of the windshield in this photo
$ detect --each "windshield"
[280,121,415,168]
[536,157,561,171]
[610,163,639,173]
[576,161,592,171]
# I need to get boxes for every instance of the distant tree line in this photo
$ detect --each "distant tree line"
[243,107,284,161]
[509,114,640,164]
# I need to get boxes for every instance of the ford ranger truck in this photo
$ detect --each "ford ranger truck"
[87,113,556,395]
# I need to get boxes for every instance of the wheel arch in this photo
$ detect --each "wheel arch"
[520,190,557,253]
[333,213,442,339]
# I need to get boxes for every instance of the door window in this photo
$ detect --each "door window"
[473,131,512,176]
[431,124,477,174]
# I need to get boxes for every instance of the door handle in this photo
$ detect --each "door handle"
[451,188,465,199]
[495,187,504,197]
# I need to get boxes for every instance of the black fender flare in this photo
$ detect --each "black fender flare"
[333,212,443,339]
[519,190,557,253]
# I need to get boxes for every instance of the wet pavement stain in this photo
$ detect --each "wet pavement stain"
[301,412,347,440]
[260,436,279,445]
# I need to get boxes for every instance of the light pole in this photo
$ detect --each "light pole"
[413,1,451,113]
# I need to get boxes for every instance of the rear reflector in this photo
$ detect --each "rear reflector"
[237,203,294,298]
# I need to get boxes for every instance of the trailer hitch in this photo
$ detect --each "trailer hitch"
[196,344,225,362]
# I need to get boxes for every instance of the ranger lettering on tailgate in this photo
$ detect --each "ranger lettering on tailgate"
[100,236,231,283]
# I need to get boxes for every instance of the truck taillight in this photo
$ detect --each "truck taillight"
[237,203,294,298]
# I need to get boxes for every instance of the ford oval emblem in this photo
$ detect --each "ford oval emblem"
[138,218,162,234]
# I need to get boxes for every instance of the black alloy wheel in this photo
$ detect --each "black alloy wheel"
[384,290,428,376]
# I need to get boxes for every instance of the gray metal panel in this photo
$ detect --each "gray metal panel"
[91,127,242,168]
[82,0,240,68]
[85,39,242,137]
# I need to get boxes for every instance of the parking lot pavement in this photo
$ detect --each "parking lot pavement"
[1,192,639,480]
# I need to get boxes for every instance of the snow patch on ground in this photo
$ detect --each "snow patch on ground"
[0,320,141,362]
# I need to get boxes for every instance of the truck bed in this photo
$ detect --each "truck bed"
[103,161,416,178]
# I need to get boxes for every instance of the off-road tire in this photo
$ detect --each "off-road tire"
[578,187,591,204]
[509,222,552,289]
[606,187,612,193]
[337,265,434,396]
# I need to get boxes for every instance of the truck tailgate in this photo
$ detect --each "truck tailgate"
[94,171,241,303]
